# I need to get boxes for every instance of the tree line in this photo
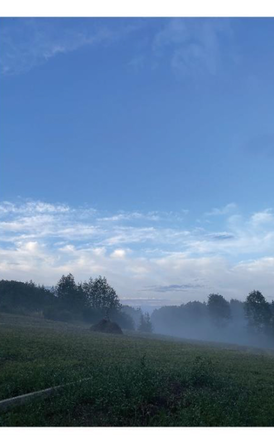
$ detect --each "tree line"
[0,275,152,333]
[151,291,274,347]
[3,274,272,345]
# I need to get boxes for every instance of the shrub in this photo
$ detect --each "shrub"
[90,319,123,334]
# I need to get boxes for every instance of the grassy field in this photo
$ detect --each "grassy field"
[1,313,274,426]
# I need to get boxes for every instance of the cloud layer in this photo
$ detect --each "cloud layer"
[1,199,274,305]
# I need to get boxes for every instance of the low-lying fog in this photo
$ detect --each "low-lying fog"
[148,295,274,349]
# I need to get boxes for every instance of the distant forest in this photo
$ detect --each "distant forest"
[1,275,274,347]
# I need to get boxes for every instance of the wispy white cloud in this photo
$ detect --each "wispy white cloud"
[0,200,70,214]
[152,18,234,78]
[249,209,274,227]
[205,203,237,217]
[98,211,161,222]
[0,18,138,76]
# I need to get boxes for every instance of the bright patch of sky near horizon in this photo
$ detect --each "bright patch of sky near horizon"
[1,18,274,306]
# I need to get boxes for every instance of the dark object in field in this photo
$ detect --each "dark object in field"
[90,318,123,335]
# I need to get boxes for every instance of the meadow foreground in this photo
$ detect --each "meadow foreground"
[1,313,274,426]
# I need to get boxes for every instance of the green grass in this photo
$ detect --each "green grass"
[1,312,274,426]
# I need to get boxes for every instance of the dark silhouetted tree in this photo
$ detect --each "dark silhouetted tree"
[245,290,271,334]
[207,293,231,327]
[56,273,87,312]
[81,276,121,316]
[184,301,208,321]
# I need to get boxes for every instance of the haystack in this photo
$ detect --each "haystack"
[90,318,123,335]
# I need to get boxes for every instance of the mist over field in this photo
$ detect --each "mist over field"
[151,302,269,348]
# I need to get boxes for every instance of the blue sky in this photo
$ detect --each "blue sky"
[1,18,274,306]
